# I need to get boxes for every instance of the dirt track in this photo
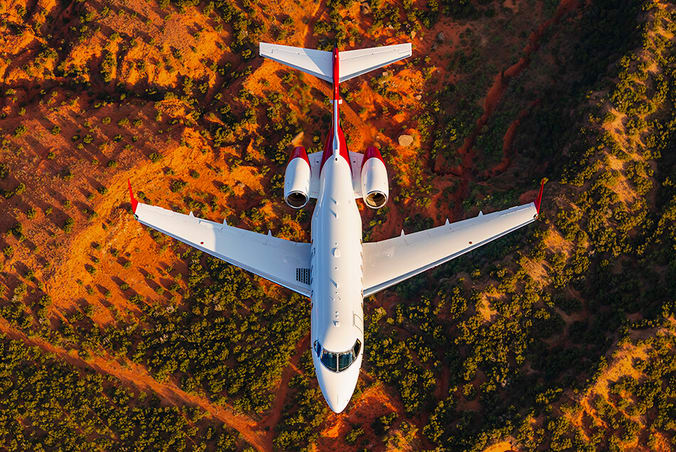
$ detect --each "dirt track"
[0,318,269,451]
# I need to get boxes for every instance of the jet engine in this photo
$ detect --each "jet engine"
[284,146,311,209]
[360,146,388,209]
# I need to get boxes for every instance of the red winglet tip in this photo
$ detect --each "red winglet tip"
[535,179,546,215]
[127,179,138,213]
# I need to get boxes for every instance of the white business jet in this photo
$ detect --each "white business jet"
[128,42,544,413]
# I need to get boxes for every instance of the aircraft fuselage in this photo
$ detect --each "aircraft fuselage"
[310,49,364,413]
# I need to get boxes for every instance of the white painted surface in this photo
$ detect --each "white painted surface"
[339,43,412,82]
[283,156,311,208]
[362,203,538,297]
[360,156,389,208]
[259,42,412,84]
[133,203,311,296]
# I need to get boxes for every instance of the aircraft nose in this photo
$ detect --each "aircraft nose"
[325,388,350,414]
[315,363,358,414]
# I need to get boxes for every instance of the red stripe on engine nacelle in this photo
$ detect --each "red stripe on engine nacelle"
[362,146,384,170]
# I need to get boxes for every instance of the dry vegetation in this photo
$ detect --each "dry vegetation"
[0,0,674,450]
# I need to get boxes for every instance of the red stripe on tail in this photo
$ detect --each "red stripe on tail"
[128,179,138,213]
[333,47,340,101]
[535,179,545,215]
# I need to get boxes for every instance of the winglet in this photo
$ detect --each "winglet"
[535,179,546,215]
[127,179,138,213]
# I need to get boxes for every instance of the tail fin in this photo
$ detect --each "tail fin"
[259,42,412,83]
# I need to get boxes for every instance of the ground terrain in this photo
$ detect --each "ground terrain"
[0,0,674,450]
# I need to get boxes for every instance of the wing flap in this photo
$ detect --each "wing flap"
[134,202,311,296]
[362,203,538,297]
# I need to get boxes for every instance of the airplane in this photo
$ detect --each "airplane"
[127,42,545,413]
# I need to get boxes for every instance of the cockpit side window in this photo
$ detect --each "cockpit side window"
[314,340,321,357]
[353,339,361,359]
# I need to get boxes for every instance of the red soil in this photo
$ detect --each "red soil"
[481,99,540,178]
[438,0,582,217]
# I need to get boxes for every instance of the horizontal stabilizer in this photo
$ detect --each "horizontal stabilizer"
[259,42,412,83]
[259,42,333,82]
[339,43,412,82]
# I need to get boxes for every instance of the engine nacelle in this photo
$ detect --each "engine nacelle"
[284,146,311,209]
[360,146,388,209]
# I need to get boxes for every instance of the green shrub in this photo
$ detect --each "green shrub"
[63,216,74,233]
[14,124,27,137]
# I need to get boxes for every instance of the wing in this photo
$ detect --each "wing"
[259,42,333,82]
[362,194,543,297]
[338,43,412,82]
[128,182,311,297]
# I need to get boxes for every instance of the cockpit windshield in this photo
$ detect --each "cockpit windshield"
[314,339,362,373]
[338,352,352,372]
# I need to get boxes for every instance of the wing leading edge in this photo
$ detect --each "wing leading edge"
[362,194,543,297]
[128,182,311,297]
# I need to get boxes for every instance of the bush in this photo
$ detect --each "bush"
[170,179,187,192]
[345,426,365,445]
[63,216,74,233]
[14,124,27,137]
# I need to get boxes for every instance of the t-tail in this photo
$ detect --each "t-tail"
[258,42,412,85]
[260,42,411,166]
